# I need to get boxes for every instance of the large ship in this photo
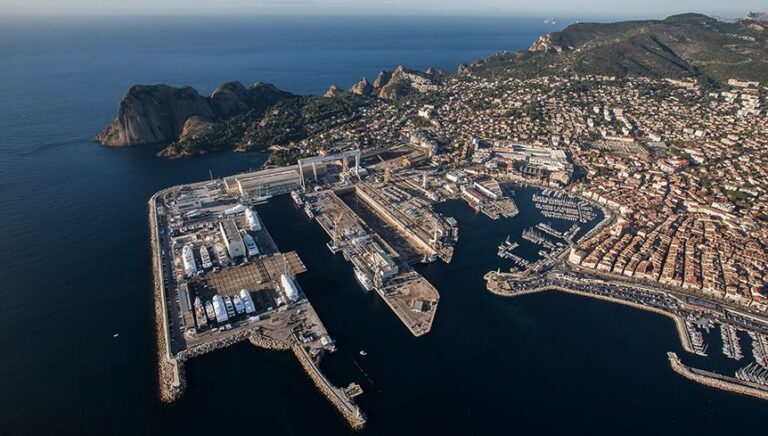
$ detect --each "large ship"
[232,296,246,314]
[242,232,260,257]
[223,296,236,318]
[327,241,342,254]
[240,289,257,314]
[353,267,374,291]
[194,297,208,329]
[204,300,216,322]
[199,246,213,269]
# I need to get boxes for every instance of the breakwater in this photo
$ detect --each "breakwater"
[149,190,184,403]
[667,352,768,401]
[292,343,367,430]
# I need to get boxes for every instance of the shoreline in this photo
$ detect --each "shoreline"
[484,273,768,402]
[484,275,696,354]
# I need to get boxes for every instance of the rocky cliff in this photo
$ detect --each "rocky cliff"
[95,81,293,147]
[95,85,214,147]
[349,77,374,96]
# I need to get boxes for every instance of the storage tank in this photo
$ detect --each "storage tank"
[182,244,197,277]
[245,207,262,231]
[212,295,229,323]
[281,274,300,302]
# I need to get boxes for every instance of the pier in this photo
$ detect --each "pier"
[720,324,743,360]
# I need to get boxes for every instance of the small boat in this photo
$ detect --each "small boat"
[327,241,342,254]
[359,350,367,356]
[291,190,304,207]
[250,194,272,205]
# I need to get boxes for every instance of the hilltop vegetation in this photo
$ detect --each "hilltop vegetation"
[96,13,768,158]
[160,92,372,158]
[470,14,768,85]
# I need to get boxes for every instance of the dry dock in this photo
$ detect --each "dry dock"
[307,189,440,336]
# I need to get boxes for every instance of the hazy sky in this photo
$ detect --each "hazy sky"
[0,0,762,18]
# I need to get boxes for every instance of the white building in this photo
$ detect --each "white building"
[176,193,201,211]
[219,219,245,259]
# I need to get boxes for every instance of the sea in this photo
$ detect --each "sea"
[0,15,765,436]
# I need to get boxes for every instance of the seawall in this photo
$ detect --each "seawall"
[149,190,184,403]
[667,352,768,401]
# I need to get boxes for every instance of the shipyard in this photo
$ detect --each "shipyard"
[150,173,366,428]
[150,104,768,427]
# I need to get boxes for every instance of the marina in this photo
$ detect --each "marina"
[532,191,597,223]
[749,332,768,368]
[146,143,768,432]
[497,235,519,259]
[522,227,557,250]
[721,324,744,361]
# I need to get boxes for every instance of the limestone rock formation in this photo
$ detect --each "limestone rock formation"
[209,81,252,117]
[350,77,373,95]
[95,81,293,147]
[372,70,392,89]
[323,85,342,98]
[95,85,214,147]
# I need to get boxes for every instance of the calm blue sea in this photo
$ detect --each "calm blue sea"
[0,15,765,436]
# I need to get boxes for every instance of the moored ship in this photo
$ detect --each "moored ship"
[353,267,374,291]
